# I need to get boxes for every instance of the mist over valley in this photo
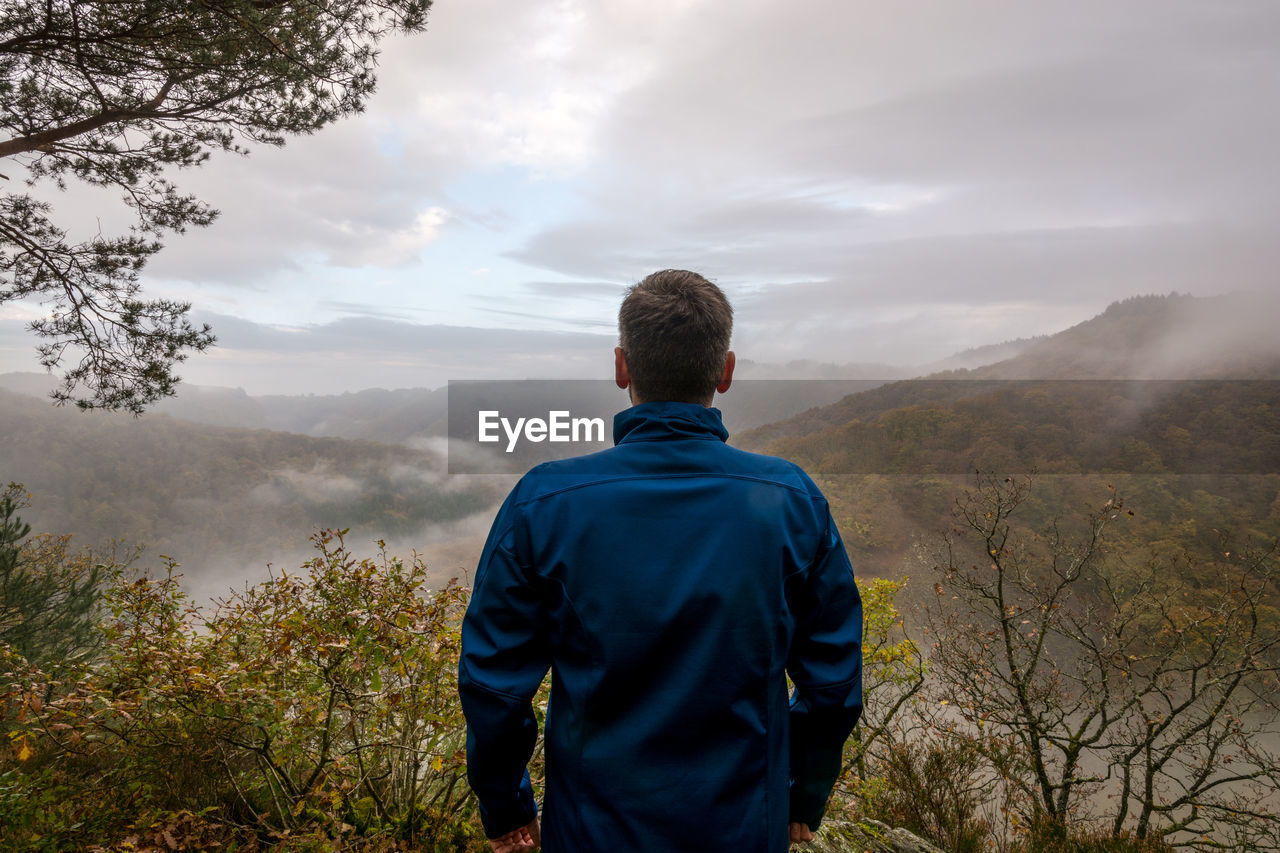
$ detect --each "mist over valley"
[3,291,1277,605]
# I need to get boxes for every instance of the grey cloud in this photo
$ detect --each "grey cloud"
[167,313,616,393]
[785,52,1280,221]
[501,0,1280,363]
[0,311,616,395]
[729,221,1280,362]
[318,301,424,320]
[16,0,1280,385]
[476,306,617,332]
[198,312,610,354]
[143,125,452,283]
[513,215,1280,309]
[521,281,630,300]
[134,0,564,285]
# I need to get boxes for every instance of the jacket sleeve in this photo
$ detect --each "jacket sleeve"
[458,488,550,839]
[787,506,863,830]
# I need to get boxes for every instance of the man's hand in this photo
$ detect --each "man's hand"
[490,818,541,852]
[789,822,815,844]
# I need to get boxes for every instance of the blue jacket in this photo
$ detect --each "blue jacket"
[459,402,863,852]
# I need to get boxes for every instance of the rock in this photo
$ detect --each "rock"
[796,819,946,853]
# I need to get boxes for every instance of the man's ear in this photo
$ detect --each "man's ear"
[716,351,736,395]
[615,347,630,391]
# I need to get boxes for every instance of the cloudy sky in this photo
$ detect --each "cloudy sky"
[4,0,1280,394]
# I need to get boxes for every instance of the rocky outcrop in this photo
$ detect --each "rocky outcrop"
[799,820,945,853]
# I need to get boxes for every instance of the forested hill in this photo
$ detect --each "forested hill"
[963,291,1280,380]
[0,373,452,445]
[0,388,502,598]
[733,293,1280,586]
[740,292,1280,448]
[5,291,1276,598]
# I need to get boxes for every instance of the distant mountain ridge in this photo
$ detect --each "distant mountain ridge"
[959,292,1280,380]
[0,387,502,600]
[4,291,1275,598]
[0,373,451,446]
[740,292,1280,448]
[918,335,1048,373]
[731,293,1280,587]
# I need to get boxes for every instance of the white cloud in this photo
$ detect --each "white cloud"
[328,207,450,268]
[11,0,1280,390]
[144,313,616,393]
[495,0,1280,364]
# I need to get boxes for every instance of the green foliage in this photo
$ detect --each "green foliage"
[826,474,1279,851]
[3,465,1276,850]
[763,380,1280,478]
[837,579,1023,853]
[0,0,432,412]
[839,577,927,788]
[0,483,104,676]
[861,578,928,694]
[193,529,476,841]
[858,731,993,853]
[0,531,487,850]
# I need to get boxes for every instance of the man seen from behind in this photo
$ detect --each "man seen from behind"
[459,269,864,852]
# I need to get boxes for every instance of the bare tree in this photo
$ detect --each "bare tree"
[925,474,1280,849]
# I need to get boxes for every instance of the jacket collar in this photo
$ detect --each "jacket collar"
[613,401,730,446]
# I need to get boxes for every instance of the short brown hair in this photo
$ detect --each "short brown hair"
[618,269,733,404]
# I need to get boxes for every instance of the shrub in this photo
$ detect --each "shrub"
[1,530,485,850]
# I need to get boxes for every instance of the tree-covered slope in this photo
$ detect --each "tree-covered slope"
[739,292,1280,449]
[0,388,501,593]
[734,294,1280,583]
